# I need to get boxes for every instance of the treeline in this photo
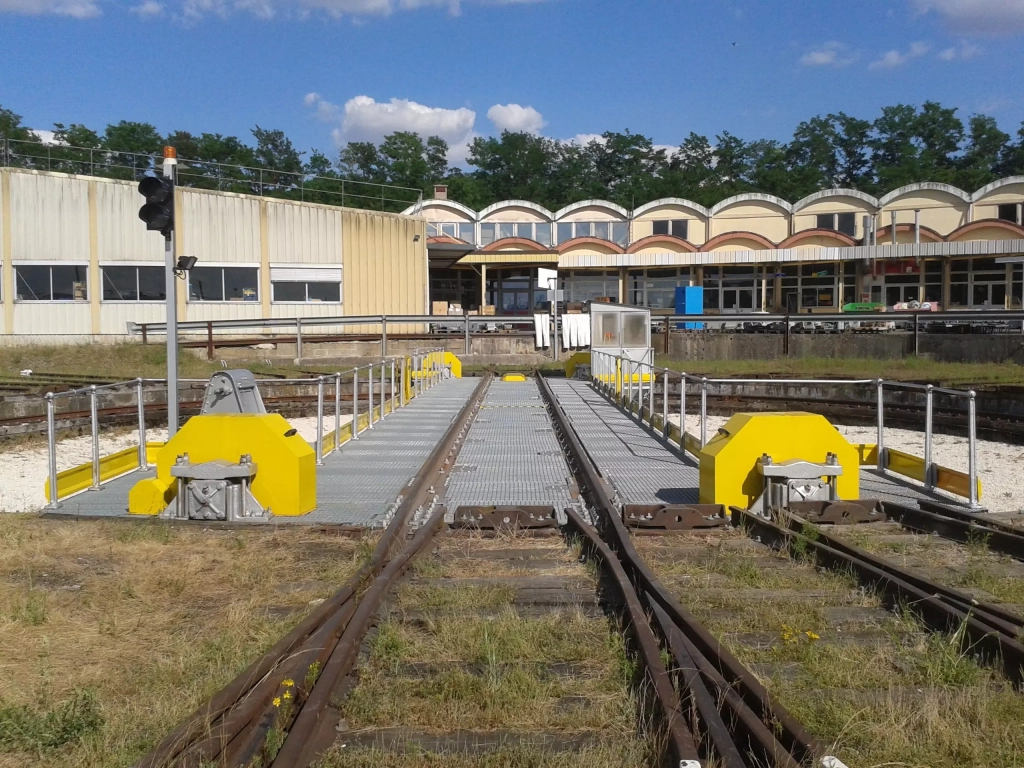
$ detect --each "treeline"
[3,101,1024,213]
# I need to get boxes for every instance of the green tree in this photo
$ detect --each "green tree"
[467,131,559,208]
[252,126,304,192]
[958,115,1010,190]
[999,121,1024,177]
[102,120,164,179]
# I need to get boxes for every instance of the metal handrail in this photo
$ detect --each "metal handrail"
[588,348,981,509]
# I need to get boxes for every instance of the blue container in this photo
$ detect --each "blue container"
[675,286,704,329]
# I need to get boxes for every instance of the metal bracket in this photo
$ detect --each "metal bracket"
[787,500,883,525]
[450,505,557,530]
[623,504,728,530]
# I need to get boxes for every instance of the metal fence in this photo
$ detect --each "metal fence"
[1,138,423,214]
[42,348,448,510]
[590,349,981,509]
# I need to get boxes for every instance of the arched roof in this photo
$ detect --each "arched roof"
[553,199,629,220]
[878,182,971,207]
[792,188,879,212]
[631,197,710,219]
[873,223,944,243]
[971,177,1024,201]
[626,235,698,254]
[480,237,550,252]
[701,231,777,251]
[401,198,478,220]
[709,193,794,217]
[778,229,858,248]
[555,236,626,254]
[946,219,1024,240]
[477,199,554,220]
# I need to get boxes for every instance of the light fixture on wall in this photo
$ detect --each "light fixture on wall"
[173,256,198,278]
[413,234,421,242]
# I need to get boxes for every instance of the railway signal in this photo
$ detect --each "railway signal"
[137,175,175,236]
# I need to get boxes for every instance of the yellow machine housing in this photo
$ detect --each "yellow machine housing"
[129,413,316,516]
[698,412,859,508]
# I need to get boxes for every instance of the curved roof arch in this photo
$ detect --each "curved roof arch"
[878,182,971,207]
[709,193,794,217]
[946,219,1024,241]
[626,234,698,253]
[971,176,1024,201]
[792,188,880,212]
[477,199,554,220]
[873,223,944,243]
[401,198,478,220]
[632,197,711,219]
[479,237,550,252]
[555,236,626,254]
[778,229,858,248]
[701,231,777,251]
[553,199,629,220]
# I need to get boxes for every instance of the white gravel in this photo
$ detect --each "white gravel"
[0,414,348,514]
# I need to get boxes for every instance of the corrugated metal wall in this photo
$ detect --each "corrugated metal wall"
[95,178,164,263]
[179,188,262,264]
[14,303,92,335]
[10,172,90,262]
[267,199,343,265]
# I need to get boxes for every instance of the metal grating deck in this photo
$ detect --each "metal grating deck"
[49,378,480,526]
[443,379,576,521]
[547,378,700,505]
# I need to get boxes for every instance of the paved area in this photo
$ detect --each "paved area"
[48,378,480,525]
[443,379,576,523]
[547,378,700,504]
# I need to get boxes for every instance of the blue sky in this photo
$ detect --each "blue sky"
[2,0,1024,163]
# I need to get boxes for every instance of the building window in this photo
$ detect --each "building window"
[271,282,340,302]
[559,270,619,303]
[189,266,259,302]
[427,222,474,243]
[535,222,551,246]
[102,266,165,301]
[815,213,857,237]
[629,267,691,309]
[997,203,1020,223]
[924,260,942,303]
[554,221,629,247]
[15,264,88,301]
[652,219,688,239]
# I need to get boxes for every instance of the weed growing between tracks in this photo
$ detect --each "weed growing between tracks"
[315,741,654,767]
[0,516,370,768]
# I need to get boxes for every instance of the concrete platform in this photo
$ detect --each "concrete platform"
[442,379,577,522]
[47,378,479,526]
[547,378,970,511]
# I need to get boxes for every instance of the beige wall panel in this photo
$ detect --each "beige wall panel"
[11,172,90,262]
[631,218,707,245]
[707,236,774,253]
[792,235,854,248]
[267,200,343,265]
[99,302,167,335]
[972,184,1024,205]
[419,206,473,223]
[710,203,789,242]
[559,206,624,223]
[797,198,875,216]
[481,207,546,223]
[948,225,1022,242]
[560,242,621,257]
[631,243,695,256]
[184,302,263,322]
[180,189,261,264]
[13,302,91,335]
[94,178,164,263]
[880,192,968,234]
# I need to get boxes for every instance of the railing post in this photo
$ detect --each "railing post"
[206,321,214,361]
[680,372,687,448]
[334,373,341,453]
[352,368,360,440]
[90,385,101,490]
[969,390,980,509]
[400,359,406,408]
[368,364,375,428]
[295,318,303,364]
[924,384,934,490]
[700,377,708,447]
[137,378,147,469]
[465,315,471,356]
[390,359,396,414]
[626,359,633,409]
[381,315,387,357]
[647,364,654,419]
[45,393,59,509]
[876,379,885,473]
[315,376,325,466]
[380,361,386,417]
[661,370,668,436]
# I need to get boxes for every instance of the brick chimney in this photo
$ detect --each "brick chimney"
[433,184,448,200]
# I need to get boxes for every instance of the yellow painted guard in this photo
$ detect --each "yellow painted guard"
[564,351,591,379]
[45,443,165,503]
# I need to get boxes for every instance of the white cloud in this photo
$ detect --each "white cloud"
[0,0,99,16]
[564,133,606,146]
[912,0,1024,35]
[800,41,856,67]
[938,41,982,59]
[131,0,163,14]
[486,104,546,134]
[869,41,930,69]
[30,129,61,145]
[306,94,477,164]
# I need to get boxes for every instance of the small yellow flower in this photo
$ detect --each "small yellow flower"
[805,631,820,642]
[282,690,292,700]
[283,679,295,688]
[272,697,281,708]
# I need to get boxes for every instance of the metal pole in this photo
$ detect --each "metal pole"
[924,384,934,490]
[876,379,885,473]
[680,372,687,447]
[380,362,386,418]
[164,231,179,437]
[969,390,979,509]
[400,359,406,408]
[90,386,101,490]
[334,373,341,453]
[315,376,324,466]
[381,315,387,357]
[465,315,471,356]
[352,368,360,440]
[390,360,396,415]
[295,318,303,364]
[626,359,633,409]
[647,363,654,419]
[700,377,708,447]
[661,370,668,436]
[136,377,147,469]
[368,364,375,428]
[45,394,59,510]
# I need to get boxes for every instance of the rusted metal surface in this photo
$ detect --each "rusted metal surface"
[741,506,1024,686]
[623,503,728,530]
[786,499,883,525]
[882,500,1024,560]
[451,505,557,530]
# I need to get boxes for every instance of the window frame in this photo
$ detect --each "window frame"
[100,263,167,302]
[187,264,260,304]
[13,263,90,302]
[270,280,342,304]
